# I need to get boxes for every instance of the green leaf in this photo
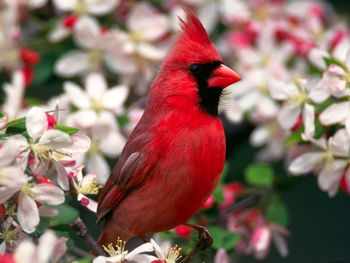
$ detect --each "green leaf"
[48,204,79,227]
[265,197,289,226]
[26,97,43,107]
[32,55,54,86]
[54,124,79,135]
[208,226,241,251]
[285,128,302,146]
[116,115,130,129]
[213,185,224,203]
[0,112,4,118]
[324,56,347,72]
[245,164,274,187]
[221,163,230,179]
[314,119,325,139]
[4,117,26,134]
[35,217,50,234]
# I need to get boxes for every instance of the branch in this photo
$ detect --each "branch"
[69,217,106,256]
[218,188,274,222]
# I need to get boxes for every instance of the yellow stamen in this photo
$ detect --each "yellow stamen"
[103,237,127,257]
[78,179,100,195]
[89,139,100,155]
[129,31,144,44]
[0,228,18,245]
[74,0,87,15]
[88,49,102,72]
[6,204,17,217]
[166,245,182,263]
[20,183,35,197]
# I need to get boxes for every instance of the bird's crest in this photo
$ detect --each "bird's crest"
[163,10,222,67]
[178,10,213,49]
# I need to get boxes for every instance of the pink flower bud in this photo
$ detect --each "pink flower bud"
[202,195,215,209]
[20,48,40,65]
[62,15,78,29]
[175,225,192,239]
[251,225,271,253]
[45,113,57,129]
[80,197,90,207]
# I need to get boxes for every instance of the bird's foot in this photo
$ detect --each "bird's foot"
[189,224,213,251]
[179,223,213,263]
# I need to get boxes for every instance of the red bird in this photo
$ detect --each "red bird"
[97,11,240,246]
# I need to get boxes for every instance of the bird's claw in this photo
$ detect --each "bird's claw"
[196,226,213,251]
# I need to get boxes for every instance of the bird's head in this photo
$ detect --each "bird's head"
[152,10,241,116]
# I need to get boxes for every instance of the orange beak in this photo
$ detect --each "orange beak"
[208,64,241,88]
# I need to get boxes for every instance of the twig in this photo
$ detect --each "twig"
[70,246,93,258]
[218,188,274,222]
[69,217,106,256]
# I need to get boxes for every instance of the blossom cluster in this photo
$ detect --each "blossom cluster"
[216,0,350,198]
[0,0,349,262]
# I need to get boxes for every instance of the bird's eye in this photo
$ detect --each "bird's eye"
[190,64,201,74]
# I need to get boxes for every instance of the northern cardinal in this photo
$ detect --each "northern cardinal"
[96,11,240,245]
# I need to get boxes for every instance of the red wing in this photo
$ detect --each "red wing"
[96,152,151,223]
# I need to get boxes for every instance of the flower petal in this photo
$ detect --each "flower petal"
[18,193,40,233]
[250,125,271,147]
[251,226,271,256]
[272,232,289,257]
[268,79,298,100]
[308,48,328,69]
[289,152,323,175]
[333,38,350,62]
[64,81,91,109]
[48,23,71,43]
[101,85,128,113]
[317,160,346,197]
[127,3,169,41]
[37,230,58,263]
[85,0,119,15]
[26,107,48,141]
[302,103,315,140]
[125,242,154,260]
[277,103,301,130]
[73,16,99,49]
[62,133,91,153]
[39,129,72,148]
[30,184,65,205]
[320,102,350,125]
[77,194,98,212]
[55,51,89,77]
[86,73,107,100]
[99,132,126,157]
[214,249,230,263]
[52,159,69,190]
[14,240,36,262]
[28,0,47,8]
[0,137,21,166]
[0,166,28,188]
[329,129,350,157]
[93,254,125,263]
[308,80,330,103]
[0,187,19,204]
[86,154,110,185]
[136,43,166,61]
[52,0,76,11]
[150,239,164,259]
[65,110,97,129]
